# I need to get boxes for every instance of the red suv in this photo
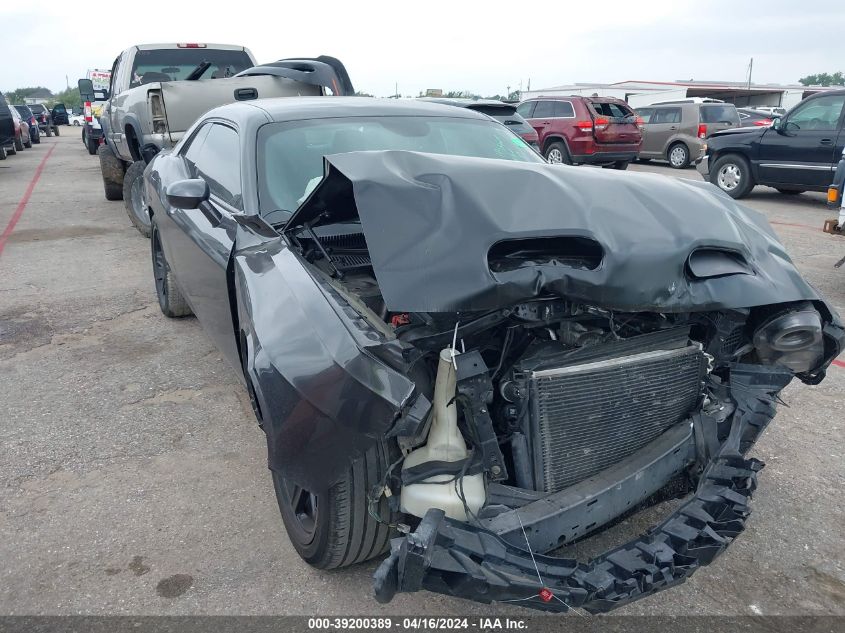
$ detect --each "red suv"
[517,96,643,169]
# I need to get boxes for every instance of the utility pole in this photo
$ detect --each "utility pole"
[746,58,753,90]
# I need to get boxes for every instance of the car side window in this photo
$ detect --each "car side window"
[532,100,555,118]
[190,123,242,210]
[552,101,574,118]
[652,108,681,124]
[516,102,535,118]
[183,123,212,166]
[786,95,845,131]
[637,108,654,123]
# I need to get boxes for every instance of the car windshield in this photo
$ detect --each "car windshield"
[257,116,544,220]
[130,48,252,86]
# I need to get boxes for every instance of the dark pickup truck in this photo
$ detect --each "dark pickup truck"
[698,89,845,199]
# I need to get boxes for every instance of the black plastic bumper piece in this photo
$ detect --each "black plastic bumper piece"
[374,453,763,613]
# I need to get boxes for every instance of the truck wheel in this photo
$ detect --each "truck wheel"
[31,129,40,144]
[44,126,52,138]
[273,440,399,569]
[87,136,98,155]
[667,143,690,169]
[123,161,152,238]
[52,126,60,137]
[14,135,23,151]
[151,223,193,318]
[710,154,755,199]
[98,144,125,201]
[23,134,32,149]
[7,142,16,156]
[0,146,6,160]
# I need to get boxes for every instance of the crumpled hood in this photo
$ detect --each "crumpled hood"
[288,150,824,313]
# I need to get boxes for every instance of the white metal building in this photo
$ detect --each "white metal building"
[521,80,843,110]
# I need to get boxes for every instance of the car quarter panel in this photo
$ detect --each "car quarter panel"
[233,239,417,493]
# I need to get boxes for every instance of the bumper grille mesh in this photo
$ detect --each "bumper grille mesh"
[530,346,704,493]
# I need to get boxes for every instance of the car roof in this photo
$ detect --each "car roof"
[418,97,511,108]
[207,96,494,124]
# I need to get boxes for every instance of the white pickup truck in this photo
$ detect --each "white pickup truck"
[83,43,353,236]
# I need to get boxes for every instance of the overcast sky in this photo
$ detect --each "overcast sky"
[2,0,844,97]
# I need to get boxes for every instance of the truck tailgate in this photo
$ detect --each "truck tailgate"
[159,75,322,140]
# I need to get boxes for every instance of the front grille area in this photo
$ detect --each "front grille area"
[529,345,704,493]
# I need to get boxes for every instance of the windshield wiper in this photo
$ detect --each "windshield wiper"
[185,61,212,81]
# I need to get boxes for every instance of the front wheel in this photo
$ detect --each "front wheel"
[151,223,193,318]
[273,441,399,569]
[667,143,690,169]
[710,154,755,199]
[123,161,152,237]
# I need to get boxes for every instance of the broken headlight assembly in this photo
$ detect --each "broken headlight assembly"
[752,303,824,373]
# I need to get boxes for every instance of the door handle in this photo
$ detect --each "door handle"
[820,138,833,145]
[670,126,678,130]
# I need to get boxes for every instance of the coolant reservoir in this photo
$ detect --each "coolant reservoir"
[400,348,486,521]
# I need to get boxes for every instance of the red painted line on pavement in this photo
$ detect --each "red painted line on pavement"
[0,144,56,257]
[832,359,845,368]
[769,220,821,231]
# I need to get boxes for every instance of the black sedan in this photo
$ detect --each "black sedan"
[145,97,843,613]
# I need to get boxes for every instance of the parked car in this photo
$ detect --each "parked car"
[517,96,642,169]
[145,96,842,614]
[68,113,85,126]
[751,106,787,117]
[420,97,539,148]
[697,90,845,198]
[8,105,32,151]
[737,108,774,128]
[0,91,15,160]
[91,43,353,238]
[13,105,41,144]
[29,103,58,137]
[51,103,69,125]
[635,102,740,168]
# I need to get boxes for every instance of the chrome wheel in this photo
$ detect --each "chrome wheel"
[669,145,688,167]
[717,163,742,191]
[129,174,150,229]
[547,148,563,164]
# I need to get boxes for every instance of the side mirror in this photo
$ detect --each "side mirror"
[166,179,209,209]
[77,78,94,102]
[771,117,781,130]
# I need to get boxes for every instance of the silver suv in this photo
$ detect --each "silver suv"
[635,101,740,168]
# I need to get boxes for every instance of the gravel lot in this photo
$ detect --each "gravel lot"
[1,134,843,616]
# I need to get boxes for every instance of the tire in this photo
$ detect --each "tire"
[87,136,98,155]
[14,135,23,151]
[44,126,52,138]
[73,121,81,126]
[710,154,755,199]
[98,144,125,201]
[32,129,40,144]
[52,126,60,137]
[151,223,192,318]
[776,188,806,195]
[544,141,572,165]
[23,135,32,149]
[637,157,652,163]
[667,142,690,169]
[273,440,400,569]
[7,142,16,156]
[612,161,630,170]
[0,147,6,160]
[123,161,152,238]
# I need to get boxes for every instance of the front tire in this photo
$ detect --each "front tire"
[98,144,125,200]
[544,141,572,165]
[710,154,755,199]
[151,223,193,318]
[123,161,152,238]
[667,142,690,169]
[273,441,399,569]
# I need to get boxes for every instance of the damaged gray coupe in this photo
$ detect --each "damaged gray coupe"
[143,98,844,613]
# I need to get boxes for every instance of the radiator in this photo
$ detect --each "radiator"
[527,344,705,493]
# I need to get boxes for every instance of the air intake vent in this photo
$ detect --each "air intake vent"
[528,344,704,493]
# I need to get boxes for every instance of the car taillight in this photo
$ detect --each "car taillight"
[594,117,609,131]
[698,124,707,139]
[149,91,168,134]
[635,116,645,130]
[754,119,773,126]
[575,120,594,132]
[177,43,206,48]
